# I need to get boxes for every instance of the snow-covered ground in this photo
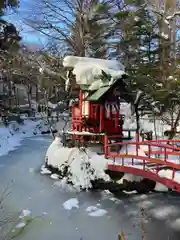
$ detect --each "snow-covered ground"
[0,120,50,157]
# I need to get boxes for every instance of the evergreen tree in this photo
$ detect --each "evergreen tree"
[0,0,21,50]
[0,0,19,15]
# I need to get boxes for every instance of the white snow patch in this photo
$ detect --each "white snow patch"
[63,56,125,90]
[117,173,143,184]
[168,76,173,80]
[170,218,180,230]
[86,206,107,217]
[15,222,26,229]
[41,168,51,175]
[109,197,122,203]
[134,16,140,22]
[120,103,132,117]
[161,32,169,40]
[63,198,79,210]
[164,19,170,25]
[158,169,180,184]
[154,182,168,192]
[123,190,137,195]
[50,173,60,180]
[40,165,51,175]
[19,209,31,219]
[86,206,99,212]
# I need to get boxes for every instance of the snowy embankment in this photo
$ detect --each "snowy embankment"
[43,137,111,191]
[42,137,153,192]
[0,120,49,157]
[43,135,180,193]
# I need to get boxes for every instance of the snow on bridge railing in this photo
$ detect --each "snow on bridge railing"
[104,136,180,164]
[104,138,180,182]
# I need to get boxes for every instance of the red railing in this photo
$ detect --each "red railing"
[104,136,180,158]
[104,136,180,188]
[107,164,180,192]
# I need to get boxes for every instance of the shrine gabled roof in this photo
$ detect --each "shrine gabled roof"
[88,85,110,101]
[87,77,134,103]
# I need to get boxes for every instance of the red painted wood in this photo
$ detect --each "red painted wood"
[106,154,180,170]
[100,105,104,132]
[115,108,119,130]
[144,151,180,156]
[105,136,180,192]
[79,89,83,118]
[107,141,180,152]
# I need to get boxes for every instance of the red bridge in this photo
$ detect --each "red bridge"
[104,137,180,193]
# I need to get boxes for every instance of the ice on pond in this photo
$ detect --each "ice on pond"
[63,198,79,210]
[86,206,107,217]
[109,197,122,204]
[150,205,179,220]
[29,168,34,173]
[53,180,76,192]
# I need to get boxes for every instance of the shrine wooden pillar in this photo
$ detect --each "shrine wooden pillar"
[79,89,83,118]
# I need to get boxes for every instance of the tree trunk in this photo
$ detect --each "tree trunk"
[169,108,180,139]
[26,85,32,114]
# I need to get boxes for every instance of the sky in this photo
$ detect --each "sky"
[4,0,48,48]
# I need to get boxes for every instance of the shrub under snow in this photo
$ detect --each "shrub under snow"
[45,137,111,190]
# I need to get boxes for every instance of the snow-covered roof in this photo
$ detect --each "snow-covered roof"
[63,56,125,91]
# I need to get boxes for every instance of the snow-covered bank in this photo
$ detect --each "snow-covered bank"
[43,136,180,194]
[43,137,155,193]
[44,137,111,190]
[0,120,49,157]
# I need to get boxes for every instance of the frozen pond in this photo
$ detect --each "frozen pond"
[0,136,180,239]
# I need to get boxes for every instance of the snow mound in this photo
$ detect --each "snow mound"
[158,169,180,184]
[154,182,168,192]
[117,173,143,184]
[86,206,108,217]
[40,165,51,175]
[63,56,125,90]
[63,198,79,210]
[45,137,111,190]
[50,173,60,179]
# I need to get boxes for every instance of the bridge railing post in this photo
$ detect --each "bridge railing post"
[116,141,119,154]
[172,168,175,179]
[128,130,131,139]
[135,133,139,156]
[148,144,151,158]
[104,135,108,158]
[132,158,134,166]
[164,147,167,161]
